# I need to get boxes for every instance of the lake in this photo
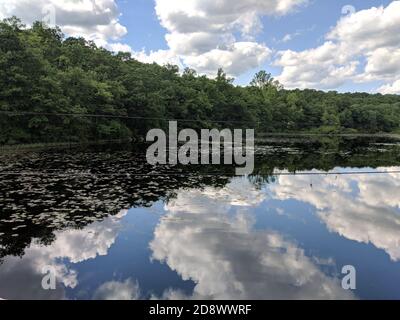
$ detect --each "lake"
[1,136,400,300]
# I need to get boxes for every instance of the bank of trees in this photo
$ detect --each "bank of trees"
[1,17,400,145]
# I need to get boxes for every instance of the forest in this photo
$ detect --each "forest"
[1,17,400,145]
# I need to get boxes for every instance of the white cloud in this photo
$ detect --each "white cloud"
[151,179,353,300]
[93,278,140,300]
[106,42,134,54]
[275,1,400,91]
[378,80,400,94]
[102,42,184,68]
[165,32,235,56]
[136,0,307,76]
[132,49,184,68]
[0,0,127,42]
[275,41,359,89]
[327,2,400,55]
[183,42,272,77]
[363,48,400,81]
[155,0,307,35]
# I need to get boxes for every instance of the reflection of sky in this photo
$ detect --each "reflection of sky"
[151,179,353,300]
[64,203,194,300]
[1,168,400,299]
[270,167,400,261]
[0,211,128,299]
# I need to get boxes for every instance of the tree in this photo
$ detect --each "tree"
[250,70,283,90]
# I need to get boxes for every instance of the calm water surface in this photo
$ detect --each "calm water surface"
[1,136,400,300]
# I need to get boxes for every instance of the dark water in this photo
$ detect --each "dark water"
[1,136,400,300]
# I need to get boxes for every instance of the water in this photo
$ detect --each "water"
[1,136,400,300]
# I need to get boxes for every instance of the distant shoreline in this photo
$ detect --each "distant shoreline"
[256,132,400,139]
[1,133,400,152]
[0,139,133,152]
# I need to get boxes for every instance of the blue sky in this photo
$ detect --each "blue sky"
[113,0,396,92]
[1,0,399,93]
[117,0,391,53]
[117,0,168,52]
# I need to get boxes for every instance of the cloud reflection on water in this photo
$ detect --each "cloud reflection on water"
[0,210,127,300]
[150,179,353,300]
[271,167,400,261]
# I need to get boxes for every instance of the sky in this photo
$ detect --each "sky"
[0,0,399,93]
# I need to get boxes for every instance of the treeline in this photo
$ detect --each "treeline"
[1,17,400,145]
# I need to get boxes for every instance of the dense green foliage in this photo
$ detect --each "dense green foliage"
[1,17,400,145]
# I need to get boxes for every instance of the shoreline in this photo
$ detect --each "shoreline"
[1,132,400,152]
